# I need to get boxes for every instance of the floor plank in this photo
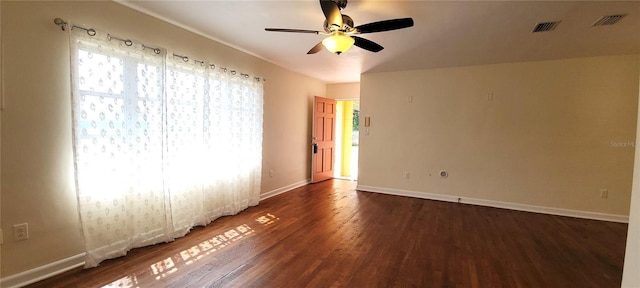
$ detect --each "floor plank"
[26,180,628,287]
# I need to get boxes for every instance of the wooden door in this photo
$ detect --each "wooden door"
[312,96,336,183]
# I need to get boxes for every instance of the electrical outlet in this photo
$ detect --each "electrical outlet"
[269,169,274,178]
[13,223,29,241]
[0,229,4,245]
[405,172,410,179]
[600,189,608,199]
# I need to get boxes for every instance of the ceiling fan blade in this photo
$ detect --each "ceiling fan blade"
[355,18,414,34]
[353,36,383,53]
[320,0,343,29]
[265,28,320,34]
[307,42,325,54]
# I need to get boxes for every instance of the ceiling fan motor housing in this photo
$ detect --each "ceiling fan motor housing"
[323,14,354,32]
[333,0,348,10]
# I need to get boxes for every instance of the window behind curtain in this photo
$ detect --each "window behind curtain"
[69,29,263,268]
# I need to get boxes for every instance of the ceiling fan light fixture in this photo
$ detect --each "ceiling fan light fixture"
[322,32,355,55]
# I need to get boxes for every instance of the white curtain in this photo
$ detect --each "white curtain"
[69,29,263,267]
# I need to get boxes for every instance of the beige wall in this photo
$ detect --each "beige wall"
[360,55,639,216]
[326,82,360,100]
[622,59,640,287]
[0,1,324,278]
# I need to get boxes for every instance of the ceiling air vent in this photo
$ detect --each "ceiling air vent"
[592,14,626,26]
[532,21,560,33]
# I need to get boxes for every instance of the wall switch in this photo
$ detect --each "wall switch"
[408,95,413,103]
[13,223,29,241]
[0,229,3,245]
[405,172,411,179]
[269,169,274,178]
[600,189,608,199]
[488,92,494,101]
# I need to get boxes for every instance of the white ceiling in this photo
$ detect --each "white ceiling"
[120,1,640,84]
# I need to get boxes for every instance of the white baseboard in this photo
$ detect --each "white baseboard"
[260,179,310,201]
[0,253,85,288]
[356,185,629,223]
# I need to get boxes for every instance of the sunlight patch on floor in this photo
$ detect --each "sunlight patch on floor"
[100,213,280,287]
[100,274,140,288]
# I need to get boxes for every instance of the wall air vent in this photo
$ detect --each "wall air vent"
[592,14,626,26]
[532,21,560,33]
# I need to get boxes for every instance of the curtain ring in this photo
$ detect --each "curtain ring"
[143,45,162,55]
[210,64,216,69]
[87,29,97,36]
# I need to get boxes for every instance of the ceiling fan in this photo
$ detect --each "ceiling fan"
[265,0,414,55]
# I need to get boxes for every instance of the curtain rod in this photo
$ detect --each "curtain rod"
[53,18,266,82]
[171,54,252,79]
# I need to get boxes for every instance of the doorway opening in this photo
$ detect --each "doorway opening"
[334,100,359,180]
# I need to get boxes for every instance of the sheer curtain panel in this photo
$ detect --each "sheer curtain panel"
[69,28,263,267]
[165,56,263,238]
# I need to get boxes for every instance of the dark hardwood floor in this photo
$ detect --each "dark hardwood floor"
[28,180,628,288]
